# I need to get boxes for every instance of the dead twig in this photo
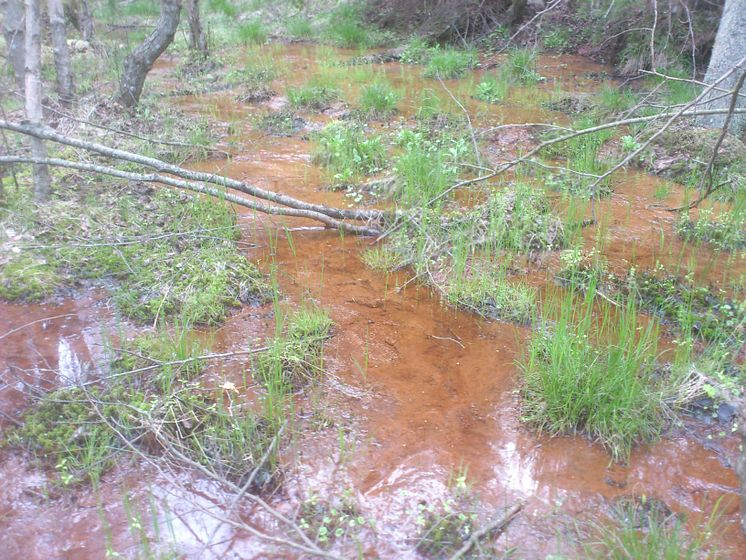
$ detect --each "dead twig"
[447,501,524,560]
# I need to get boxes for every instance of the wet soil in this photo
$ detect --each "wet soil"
[1,45,745,558]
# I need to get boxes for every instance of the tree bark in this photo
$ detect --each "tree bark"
[24,0,51,201]
[2,0,26,91]
[78,0,93,41]
[698,0,746,135]
[114,0,181,108]
[47,0,74,105]
[186,0,207,56]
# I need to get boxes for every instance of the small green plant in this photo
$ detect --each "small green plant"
[621,135,642,152]
[424,48,477,79]
[256,307,332,392]
[400,36,432,64]
[597,83,637,113]
[298,492,369,548]
[256,109,304,136]
[359,80,400,117]
[414,497,479,558]
[676,201,746,251]
[325,4,383,48]
[362,245,399,271]
[393,129,467,206]
[209,0,237,17]
[446,268,536,324]
[237,20,267,45]
[312,122,386,184]
[474,71,510,103]
[520,283,665,462]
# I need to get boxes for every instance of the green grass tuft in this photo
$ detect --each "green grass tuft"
[236,20,267,45]
[287,80,340,110]
[358,80,400,117]
[424,48,477,79]
[520,284,665,462]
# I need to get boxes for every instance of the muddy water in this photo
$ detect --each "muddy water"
[2,45,745,558]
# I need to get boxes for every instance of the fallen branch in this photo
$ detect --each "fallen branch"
[0,120,389,224]
[447,501,523,560]
[0,156,382,236]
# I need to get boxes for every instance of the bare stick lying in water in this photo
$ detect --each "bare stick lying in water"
[0,155,383,236]
[0,119,391,231]
[448,501,523,560]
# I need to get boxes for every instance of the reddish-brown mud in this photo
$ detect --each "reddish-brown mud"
[1,45,744,558]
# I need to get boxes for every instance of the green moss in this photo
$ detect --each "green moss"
[446,270,536,324]
[0,184,271,324]
[8,387,146,486]
[0,253,59,302]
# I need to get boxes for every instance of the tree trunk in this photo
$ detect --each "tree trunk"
[186,0,207,56]
[78,0,93,41]
[2,0,25,91]
[47,0,74,105]
[24,0,51,201]
[698,0,746,135]
[737,404,746,535]
[114,0,181,108]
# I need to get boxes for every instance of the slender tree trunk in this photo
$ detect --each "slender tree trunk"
[698,0,746,135]
[47,0,74,105]
[2,0,26,91]
[114,0,181,108]
[24,0,51,201]
[186,0,207,55]
[78,0,93,41]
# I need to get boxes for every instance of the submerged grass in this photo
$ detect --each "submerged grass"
[520,283,666,462]
[256,306,333,394]
[582,497,721,559]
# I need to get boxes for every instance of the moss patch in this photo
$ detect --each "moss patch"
[0,181,270,324]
